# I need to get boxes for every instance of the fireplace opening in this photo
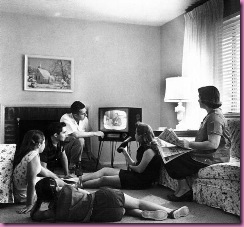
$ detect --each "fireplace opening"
[4,106,70,144]
[18,119,58,145]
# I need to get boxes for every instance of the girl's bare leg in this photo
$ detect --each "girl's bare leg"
[82,167,120,182]
[83,175,121,189]
[123,194,189,220]
[124,194,172,213]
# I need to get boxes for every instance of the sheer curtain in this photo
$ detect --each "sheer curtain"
[182,0,223,129]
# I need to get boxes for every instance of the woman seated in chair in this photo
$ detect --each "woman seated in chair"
[164,86,231,202]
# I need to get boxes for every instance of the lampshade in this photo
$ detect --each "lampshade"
[164,77,192,102]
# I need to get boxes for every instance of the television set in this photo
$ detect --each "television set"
[98,107,142,141]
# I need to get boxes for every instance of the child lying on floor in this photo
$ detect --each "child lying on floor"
[30,177,189,222]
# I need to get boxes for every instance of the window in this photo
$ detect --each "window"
[219,13,240,114]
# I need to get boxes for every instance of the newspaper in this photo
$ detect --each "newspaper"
[156,128,191,164]
[158,128,183,147]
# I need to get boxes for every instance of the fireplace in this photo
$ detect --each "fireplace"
[2,105,70,144]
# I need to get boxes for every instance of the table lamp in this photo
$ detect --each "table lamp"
[164,77,192,130]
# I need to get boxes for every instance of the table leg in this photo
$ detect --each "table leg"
[96,140,103,170]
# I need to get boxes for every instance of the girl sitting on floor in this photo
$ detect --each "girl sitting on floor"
[77,122,162,189]
[13,130,65,214]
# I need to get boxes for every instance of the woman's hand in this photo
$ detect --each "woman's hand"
[16,204,33,214]
[178,139,190,149]
[122,148,136,166]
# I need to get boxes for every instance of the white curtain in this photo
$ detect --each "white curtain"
[182,0,223,129]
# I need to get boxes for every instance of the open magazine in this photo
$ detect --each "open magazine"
[156,128,192,164]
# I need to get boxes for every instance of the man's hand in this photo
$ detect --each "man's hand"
[63,174,74,179]
[95,131,104,138]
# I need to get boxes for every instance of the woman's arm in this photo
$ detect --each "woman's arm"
[71,130,104,138]
[180,134,221,150]
[129,149,154,173]
[40,167,67,187]
[40,166,59,179]
[122,148,136,166]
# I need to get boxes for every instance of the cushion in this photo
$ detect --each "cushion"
[227,118,240,159]
[0,144,16,203]
[193,178,240,216]
[197,162,240,181]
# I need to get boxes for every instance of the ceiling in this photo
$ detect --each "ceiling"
[0,0,200,26]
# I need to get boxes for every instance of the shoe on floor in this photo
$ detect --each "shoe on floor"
[141,210,168,221]
[75,176,83,189]
[167,190,193,202]
[168,206,189,219]
[75,162,83,177]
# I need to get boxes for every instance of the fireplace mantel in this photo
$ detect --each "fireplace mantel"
[0,104,70,144]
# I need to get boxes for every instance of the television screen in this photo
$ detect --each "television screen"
[100,109,128,132]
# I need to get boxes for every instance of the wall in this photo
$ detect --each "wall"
[159,0,240,129]
[160,15,185,129]
[0,12,161,164]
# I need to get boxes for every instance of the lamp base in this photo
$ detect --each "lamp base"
[175,122,187,130]
[175,102,185,130]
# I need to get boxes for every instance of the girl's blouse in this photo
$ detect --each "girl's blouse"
[13,150,41,190]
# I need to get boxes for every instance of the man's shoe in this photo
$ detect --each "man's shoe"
[75,162,83,177]
[141,210,168,221]
[69,164,76,175]
[75,176,83,189]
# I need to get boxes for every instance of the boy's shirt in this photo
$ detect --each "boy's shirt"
[40,141,64,170]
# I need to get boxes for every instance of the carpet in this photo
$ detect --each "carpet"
[1,161,240,224]
[0,184,240,224]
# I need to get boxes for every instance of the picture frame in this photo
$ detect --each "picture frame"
[24,55,74,92]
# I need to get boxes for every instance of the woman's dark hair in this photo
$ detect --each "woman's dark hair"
[35,177,57,202]
[136,122,159,154]
[198,86,222,108]
[71,101,85,114]
[13,130,45,168]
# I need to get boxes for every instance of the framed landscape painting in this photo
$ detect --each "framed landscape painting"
[24,55,74,92]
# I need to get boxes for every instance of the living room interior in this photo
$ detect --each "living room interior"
[0,0,241,224]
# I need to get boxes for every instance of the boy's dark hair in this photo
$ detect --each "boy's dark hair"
[35,177,57,202]
[47,122,66,137]
[71,101,85,115]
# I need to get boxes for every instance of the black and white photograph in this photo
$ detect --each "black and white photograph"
[0,0,241,225]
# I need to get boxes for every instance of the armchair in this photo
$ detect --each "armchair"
[158,117,240,216]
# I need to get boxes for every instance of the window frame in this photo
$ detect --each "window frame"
[217,12,240,116]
